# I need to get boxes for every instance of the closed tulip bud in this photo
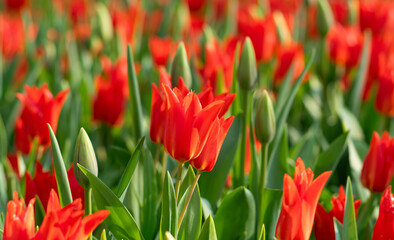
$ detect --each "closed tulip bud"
[171,42,192,88]
[238,37,257,91]
[73,128,98,189]
[317,0,334,37]
[255,90,276,144]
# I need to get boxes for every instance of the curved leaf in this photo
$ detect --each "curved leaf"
[198,215,217,240]
[160,171,177,240]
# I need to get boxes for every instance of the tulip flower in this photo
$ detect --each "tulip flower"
[0,14,25,59]
[314,186,361,240]
[275,158,332,240]
[68,0,91,41]
[15,84,69,154]
[372,186,394,240]
[361,131,394,192]
[375,71,394,116]
[273,42,305,86]
[25,161,84,209]
[161,83,225,162]
[92,56,128,126]
[3,190,109,240]
[359,1,394,36]
[149,36,174,67]
[4,0,28,11]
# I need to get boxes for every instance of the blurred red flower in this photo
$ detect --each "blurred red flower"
[275,158,331,240]
[68,0,91,41]
[0,14,24,59]
[314,185,361,240]
[4,0,28,11]
[93,56,128,126]
[15,84,69,154]
[25,161,84,209]
[361,131,394,192]
[273,42,305,86]
[372,186,394,240]
[149,36,175,67]
[359,1,394,36]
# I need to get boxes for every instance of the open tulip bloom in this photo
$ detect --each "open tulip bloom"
[3,0,394,239]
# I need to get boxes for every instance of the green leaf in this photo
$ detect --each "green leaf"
[275,63,295,116]
[48,124,73,207]
[177,167,202,240]
[214,187,256,240]
[199,116,241,206]
[34,196,46,227]
[116,137,145,198]
[259,189,282,239]
[334,219,343,240]
[0,116,6,163]
[349,31,371,113]
[342,177,358,240]
[198,215,217,240]
[266,125,289,190]
[348,139,368,201]
[313,131,349,176]
[127,46,144,140]
[231,43,241,115]
[160,171,177,240]
[78,164,144,240]
[258,225,266,240]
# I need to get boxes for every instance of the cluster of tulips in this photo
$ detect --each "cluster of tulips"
[2,0,394,239]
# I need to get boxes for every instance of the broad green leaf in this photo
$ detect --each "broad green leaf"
[78,164,144,240]
[342,177,358,240]
[177,167,202,240]
[160,171,177,240]
[348,139,368,201]
[127,46,144,140]
[334,219,343,240]
[266,125,288,190]
[338,107,364,140]
[214,187,256,240]
[48,124,73,206]
[116,137,145,198]
[259,189,282,239]
[198,215,217,240]
[199,115,241,207]
[313,131,349,176]
[349,31,371,113]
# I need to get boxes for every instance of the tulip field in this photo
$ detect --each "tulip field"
[2,0,394,239]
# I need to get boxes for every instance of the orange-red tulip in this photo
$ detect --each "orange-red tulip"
[15,84,69,154]
[149,36,175,67]
[372,186,394,240]
[0,14,25,59]
[273,42,305,86]
[359,1,394,36]
[375,71,394,117]
[361,131,394,192]
[314,186,361,240]
[275,158,332,240]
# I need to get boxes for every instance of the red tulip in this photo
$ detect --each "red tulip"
[237,6,277,62]
[273,42,305,86]
[161,83,225,162]
[275,158,332,240]
[15,84,69,154]
[269,0,303,15]
[68,0,91,41]
[329,0,350,26]
[149,36,174,67]
[93,56,128,126]
[187,0,207,13]
[4,0,28,11]
[25,161,84,209]
[359,1,394,36]
[3,192,35,240]
[7,154,21,180]
[0,14,25,59]
[375,70,394,116]
[361,131,394,192]
[314,186,361,240]
[372,186,394,240]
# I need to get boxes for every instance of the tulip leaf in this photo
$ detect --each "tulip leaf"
[198,215,217,240]
[275,63,295,115]
[269,51,315,163]
[34,196,46,227]
[127,45,144,140]
[214,187,256,240]
[48,124,73,207]
[259,189,282,239]
[160,171,177,240]
[0,116,6,163]
[115,137,145,198]
[258,225,266,240]
[78,164,144,240]
[231,43,241,115]
[199,115,241,207]
[349,31,371,114]
[334,218,343,240]
[313,131,349,176]
[266,125,289,190]
[342,177,358,240]
[177,166,202,240]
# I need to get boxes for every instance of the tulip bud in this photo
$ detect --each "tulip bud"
[171,42,192,88]
[254,90,276,144]
[238,37,257,91]
[73,128,98,189]
[317,0,334,37]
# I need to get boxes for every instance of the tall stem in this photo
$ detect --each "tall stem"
[258,143,269,233]
[178,171,201,230]
[175,163,184,199]
[234,90,251,188]
[85,187,92,240]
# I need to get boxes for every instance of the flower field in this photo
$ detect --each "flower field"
[1,0,394,239]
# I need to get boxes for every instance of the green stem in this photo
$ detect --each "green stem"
[85,187,92,240]
[161,149,168,182]
[175,163,184,200]
[357,193,377,232]
[235,90,251,188]
[177,171,201,230]
[258,143,269,233]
